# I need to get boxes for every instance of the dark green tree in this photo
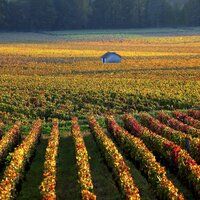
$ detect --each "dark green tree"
[74,0,91,28]
[30,0,57,30]
[91,0,108,28]
[54,0,81,29]
[182,0,200,26]
[0,0,7,29]
[7,0,30,30]
[145,0,173,27]
[133,0,147,27]
[1,0,200,31]
[92,0,128,28]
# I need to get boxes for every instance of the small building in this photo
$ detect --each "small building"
[101,52,121,63]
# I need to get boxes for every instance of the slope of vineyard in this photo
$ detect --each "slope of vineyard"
[0,110,199,199]
[0,32,200,122]
[0,30,200,199]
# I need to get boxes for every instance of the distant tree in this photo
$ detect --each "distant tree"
[0,0,7,29]
[7,0,30,31]
[74,0,91,28]
[131,0,147,27]
[145,0,173,27]
[182,0,200,26]
[91,0,180,28]
[30,0,57,30]
[55,0,89,29]
[1,0,200,31]
[92,0,134,28]
[109,0,125,27]
[91,0,108,28]
[54,0,70,29]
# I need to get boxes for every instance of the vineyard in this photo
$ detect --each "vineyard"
[0,30,200,199]
[0,32,200,122]
[0,110,199,200]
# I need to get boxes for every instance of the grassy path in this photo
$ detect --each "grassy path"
[123,159,157,200]
[165,170,195,200]
[103,129,157,200]
[17,138,48,200]
[84,132,121,200]
[56,132,80,200]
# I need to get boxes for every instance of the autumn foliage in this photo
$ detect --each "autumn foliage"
[157,111,200,138]
[71,117,96,200]
[0,120,42,199]
[40,119,59,200]
[107,116,183,200]
[139,112,200,164]
[123,115,200,198]
[0,122,21,164]
[88,116,140,200]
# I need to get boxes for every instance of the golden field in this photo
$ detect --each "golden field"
[0,31,200,200]
[0,32,200,121]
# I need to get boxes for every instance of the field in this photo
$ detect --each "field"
[0,29,200,199]
[1,29,200,122]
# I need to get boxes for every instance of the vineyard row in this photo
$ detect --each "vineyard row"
[0,111,199,199]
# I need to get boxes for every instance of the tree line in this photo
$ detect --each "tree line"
[0,0,200,31]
